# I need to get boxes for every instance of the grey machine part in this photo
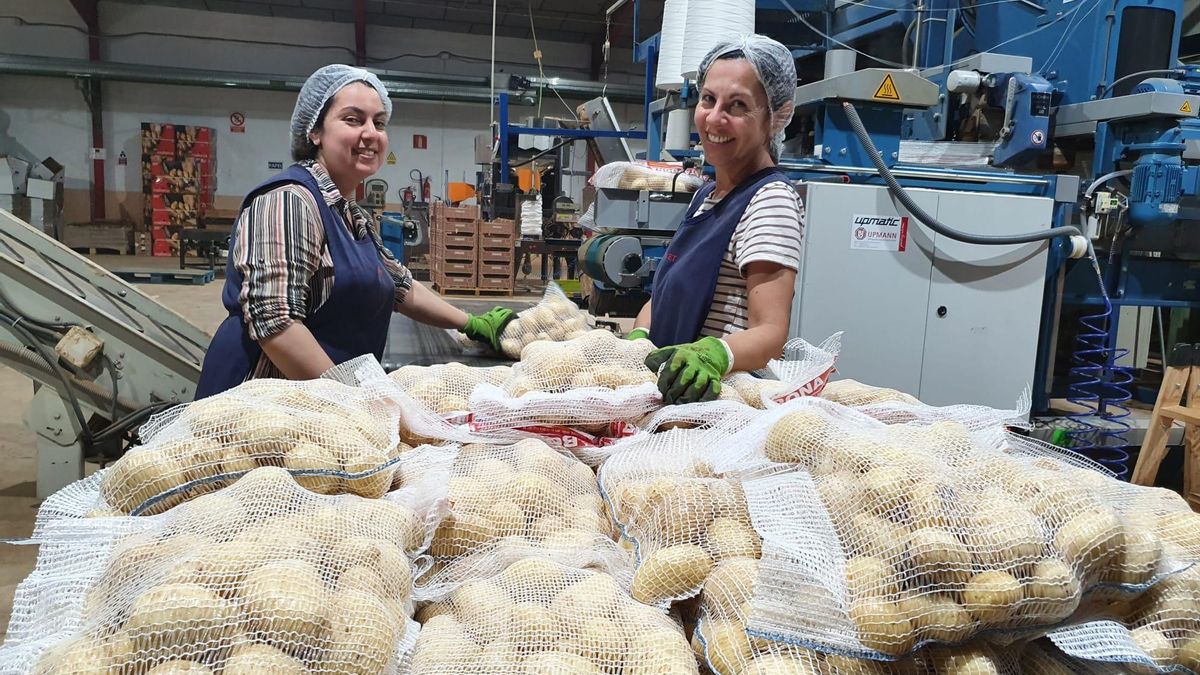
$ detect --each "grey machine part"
[590,187,692,234]
[582,97,635,165]
[0,208,209,496]
[789,182,1052,410]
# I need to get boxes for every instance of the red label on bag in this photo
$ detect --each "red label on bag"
[769,366,836,404]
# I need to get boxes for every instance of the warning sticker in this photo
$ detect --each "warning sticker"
[873,73,900,101]
[1181,100,1193,114]
[851,214,908,251]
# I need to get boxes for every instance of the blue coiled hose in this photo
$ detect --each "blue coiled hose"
[1065,251,1134,478]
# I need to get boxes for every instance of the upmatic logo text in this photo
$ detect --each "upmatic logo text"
[849,214,909,252]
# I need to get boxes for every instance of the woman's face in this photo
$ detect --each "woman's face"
[311,82,389,189]
[694,58,772,170]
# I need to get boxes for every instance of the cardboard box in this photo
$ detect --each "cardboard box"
[28,198,63,238]
[26,157,63,201]
[152,239,174,257]
[0,157,30,195]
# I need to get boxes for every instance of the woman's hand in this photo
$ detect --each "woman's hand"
[644,336,731,404]
[461,307,516,351]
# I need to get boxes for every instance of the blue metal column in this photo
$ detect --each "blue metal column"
[498,92,510,179]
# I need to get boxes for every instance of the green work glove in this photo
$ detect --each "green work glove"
[461,306,516,352]
[625,327,650,341]
[644,336,731,405]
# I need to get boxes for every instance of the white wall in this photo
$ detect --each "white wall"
[0,0,646,220]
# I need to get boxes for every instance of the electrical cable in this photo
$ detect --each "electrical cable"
[1038,0,1106,77]
[527,0,579,120]
[942,0,1106,70]
[841,101,1084,244]
[780,3,910,68]
[0,307,94,446]
[1099,69,1185,98]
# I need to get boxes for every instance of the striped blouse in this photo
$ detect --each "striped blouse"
[691,180,805,338]
[231,160,412,379]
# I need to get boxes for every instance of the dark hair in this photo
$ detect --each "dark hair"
[290,96,336,162]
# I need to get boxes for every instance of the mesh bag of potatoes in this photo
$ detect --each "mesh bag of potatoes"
[493,282,596,359]
[415,439,632,601]
[389,362,512,419]
[409,557,699,674]
[693,556,1023,675]
[591,160,705,193]
[467,330,662,443]
[69,359,404,518]
[1020,639,1107,674]
[597,420,774,609]
[720,334,842,410]
[2,467,425,675]
[727,397,1190,660]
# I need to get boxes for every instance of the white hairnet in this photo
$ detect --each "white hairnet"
[697,35,798,161]
[290,64,393,161]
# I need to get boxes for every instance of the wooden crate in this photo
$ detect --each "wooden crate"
[439,260,476,277]
[476,275,515,291]
[479,218,516,238]
[479,260,514,278]
[431,204,480,221]
[478,245,514,264]
[61,224,131,255]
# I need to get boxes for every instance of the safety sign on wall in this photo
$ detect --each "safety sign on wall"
[850,214,908,251]
[386,152,397,165]
[230,112,246,134]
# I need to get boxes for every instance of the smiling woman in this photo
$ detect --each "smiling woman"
[631,36,805,406]
[195,65,516,398]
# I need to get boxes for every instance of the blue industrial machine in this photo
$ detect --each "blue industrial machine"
[576,0,1200,477]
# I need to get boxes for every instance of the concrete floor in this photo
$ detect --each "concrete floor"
[0,253,551,638]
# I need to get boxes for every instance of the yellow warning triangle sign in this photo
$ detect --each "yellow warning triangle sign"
[1181,100,1193,114]
[873,73,901,101]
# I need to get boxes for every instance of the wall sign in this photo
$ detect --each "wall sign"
[230,112,246,134]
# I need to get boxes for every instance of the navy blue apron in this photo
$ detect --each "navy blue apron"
[195,164,394,398]
[649,166,789,347]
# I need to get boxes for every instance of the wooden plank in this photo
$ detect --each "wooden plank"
[1132,364,1192,486]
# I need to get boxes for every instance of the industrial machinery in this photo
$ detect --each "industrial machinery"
[0,208,208,497]
[602,0,1200,475]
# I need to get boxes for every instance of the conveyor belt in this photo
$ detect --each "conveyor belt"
[381,313,513,370]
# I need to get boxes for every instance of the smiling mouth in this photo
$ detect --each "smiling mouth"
[355,149,377,159]
[705,134,732,145]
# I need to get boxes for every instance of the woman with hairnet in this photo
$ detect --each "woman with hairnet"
[196,65,514,396]
[626,35,804,405]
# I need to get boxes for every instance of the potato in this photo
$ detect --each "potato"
[969,505,1044,567]
[739,653,821,675]
[319,590,402,675]
[220,638,304,672]
[928,646,1002,674]
[763,411,837,472]
[522,650,604,674]
[849,599,914,656]
[552,572,626,620]
[100,449,188,515]
[145,661,212,675]
[124,583,239,661]
[699,619,753,675]
[567,615,627,667]
[1052,510,1124,575]
[282,441,341,494]
[240,560,327,653]
[905,528,972,586]
[961,571,1021,625]
[846,556,900,600]
[1101,526,1163,586]
[623,624,699,675]
[862,465,917,514]
[182,395,248,441]
[500,557,568,601]
[491,500,529,537]
[899,593,972,643]
[451,579,513,642]
[510,601,559,652]
[340,446,392,498]
[346,498,425,554]
[1129,626,1175,674]
[705,517,761,561]
[31,635,132,675]
[506,472,570,520]
[1179,635,1200,670]
[1021,559,1079,622]
[431,513,496,558]
[231,408,298,460]
[631,544,714,605]
[703,558,759,618]
[328,537,410,597]
[848,513,908,560]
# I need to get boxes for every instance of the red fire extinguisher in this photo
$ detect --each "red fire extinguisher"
[402,186,414,204]
[422,177,432,202]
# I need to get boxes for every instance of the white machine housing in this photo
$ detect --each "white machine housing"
[790,182,1051,410]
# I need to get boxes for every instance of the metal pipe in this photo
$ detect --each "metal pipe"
[0,54,537,106]
[777,161,1052,185]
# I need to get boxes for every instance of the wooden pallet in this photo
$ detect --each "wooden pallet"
[431,281,512,297]
[112,267,215,285]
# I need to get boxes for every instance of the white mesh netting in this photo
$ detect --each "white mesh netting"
[389,363,512,418]
[597,414,773,609]
[415,438,633,601]
[2,467,422,675]
[37,358,406,525]
[721,397,1190,659]
[591,160,705,193]
[467,331,662,453]
[409,558,698,674]
[496,283,596,359]
[722,334,842,409]
[693,556,1026,674]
